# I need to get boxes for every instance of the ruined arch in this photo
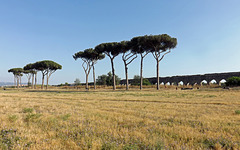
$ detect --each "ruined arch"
[219,79,226,85]
[201,80,208,86]
[165,82,170,85]
[120,71,240,87]
[209,79,217,84]
[178,81,184,86]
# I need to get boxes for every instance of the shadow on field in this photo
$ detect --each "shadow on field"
[99,99,233,106]
[26,90,92,93]
[26,89,137,93]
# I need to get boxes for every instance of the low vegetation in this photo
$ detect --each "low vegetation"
[0,87,240,149]
[131,75,151,86]
[226,76,240,86]
[97,72,121,86]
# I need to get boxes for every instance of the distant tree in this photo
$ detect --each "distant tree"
[8,69,16,88]
[131,75,151,86]
[8,68,23,89]
[34,60,62,89]
[97,72,121,86]
[147,34,177,90]
[96,74,108,85]
[73,49,94,90]
[74,78,81,86]
[131,35,150,90]
[19,73,23,87]
[226,76,240,86]
[85,49,105,89]
[106,73,112,86]
[119,41,137,90]
[23,70,32,86]
[24,63,37,89]
[58,83,64,86]
[131,75,141,86]
[95,43,121,90]
[106,72,121,86]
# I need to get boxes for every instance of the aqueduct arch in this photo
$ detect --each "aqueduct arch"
[121,71,240,86]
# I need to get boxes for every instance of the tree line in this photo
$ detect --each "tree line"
[8,34,177,90]
[8,60,62,89]
[73,34,177,90]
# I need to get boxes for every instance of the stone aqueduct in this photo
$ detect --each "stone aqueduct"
[120,72,240,86]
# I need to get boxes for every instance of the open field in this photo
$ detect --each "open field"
[0,87,240,149]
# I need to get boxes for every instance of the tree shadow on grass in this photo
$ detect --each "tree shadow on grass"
[26,90,92,93]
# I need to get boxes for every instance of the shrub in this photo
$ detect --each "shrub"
[143,78,151,85]
[225,76,240,86]
[97,72,121,85]
[131,75,151,85]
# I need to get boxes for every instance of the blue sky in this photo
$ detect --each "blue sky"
[1,0,240,85]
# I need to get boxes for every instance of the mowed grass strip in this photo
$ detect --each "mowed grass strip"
[0,88,240,149]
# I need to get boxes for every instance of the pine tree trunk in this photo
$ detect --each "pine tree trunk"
[28,76,31,87]
[41,72,44,89]
[111,58,116,90]
[125,65,129,90]
[17,77,19,89]
[20,77,22,88]
[32,74,34,89]
[46,75,49,89]
[14,76,16,88]
[140,55,143,90]
[93,65,96,90]
[35,73,37,89]
[157,60,159,90]
[86,74,89,90]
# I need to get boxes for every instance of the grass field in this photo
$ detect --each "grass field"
[0,87,240,149]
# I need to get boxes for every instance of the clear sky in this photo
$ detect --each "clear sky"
[1,0,240,85]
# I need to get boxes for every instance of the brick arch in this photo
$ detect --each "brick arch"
[120,72,240,86]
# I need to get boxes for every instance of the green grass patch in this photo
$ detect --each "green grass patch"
[24,113,42,122]
[8,115,18,122]
[23,108,33,113]
[61,114,71,121]
[235,110,240,114]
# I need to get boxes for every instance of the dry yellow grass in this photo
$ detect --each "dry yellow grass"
[0,87,240,149]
